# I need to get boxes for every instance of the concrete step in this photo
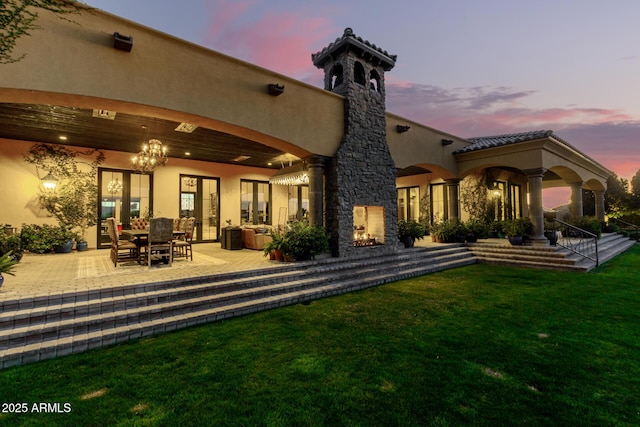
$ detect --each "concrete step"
[0,245,475,369]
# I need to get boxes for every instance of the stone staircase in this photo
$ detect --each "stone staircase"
[0,244,475,369]
[468,233,636,272]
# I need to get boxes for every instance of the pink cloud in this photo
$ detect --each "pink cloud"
[202,2,334,81]
[385,81,640,182]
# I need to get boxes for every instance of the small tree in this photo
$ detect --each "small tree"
[460,173,492,223]
[24,143,104,242]
[1,0,85,64]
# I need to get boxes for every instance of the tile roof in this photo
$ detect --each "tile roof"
[312,28,397,71]
[454,130,569,154]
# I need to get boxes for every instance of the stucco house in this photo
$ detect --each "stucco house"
[0,6,612,257]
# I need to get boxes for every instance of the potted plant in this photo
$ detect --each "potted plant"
[503,218,532,246]
[464,219,489,242]
[0,251,18,288]
[263,229,285,261]
[278,220,329,261]
[0,233,23,261]
[544,219,559,246]
[397,219,426,248]
[431,218,463,243]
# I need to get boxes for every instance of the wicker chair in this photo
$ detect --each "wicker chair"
[106,217,138,267]
[140,217,174,268]
[174,217,196,260]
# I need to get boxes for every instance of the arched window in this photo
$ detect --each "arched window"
[354,62,366,86]
[369,70,381,92]
[330,64,343,89]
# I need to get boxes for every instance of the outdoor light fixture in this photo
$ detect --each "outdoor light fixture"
[268,83,285,96]
[441,139,454,146]
[41,172,58,191]
[269,163,309,185]
[113,32,133,52]
[396,125,410,133]
[131,139,168,173]
[107,178,123,195]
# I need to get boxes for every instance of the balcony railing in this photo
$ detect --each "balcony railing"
[551,219,599,267]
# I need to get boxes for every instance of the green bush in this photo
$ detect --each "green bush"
[464,219,489,239]
[397,220,426,240]
[431,218,465,243]
[567,217,602,238]
[280,220,329,261]
[19,224,78,254]
[502,218,533,237]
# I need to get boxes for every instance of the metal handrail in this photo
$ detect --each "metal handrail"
[551,219,599,267]
[610,217,639,231]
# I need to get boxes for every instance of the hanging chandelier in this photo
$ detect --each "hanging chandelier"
[107,178,123,194]
[131,138,168,173]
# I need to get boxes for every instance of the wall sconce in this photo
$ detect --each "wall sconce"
[441,139,454,146]
[396,125,410,133]
[41,172,58,192]
[113,32,133,52]
[268,83,285,96]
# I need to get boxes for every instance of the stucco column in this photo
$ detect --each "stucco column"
[306,156,326,227]
[594,189,605,221]
[570,182,584,218]
[524,168,548,246]
[445,179,460,220]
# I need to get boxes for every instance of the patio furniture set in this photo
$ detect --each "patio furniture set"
[106,216,195,268]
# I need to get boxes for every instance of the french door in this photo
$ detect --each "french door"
[98,169,152,249]
[180,174,220,242]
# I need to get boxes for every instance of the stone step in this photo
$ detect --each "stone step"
[0,245,476,369]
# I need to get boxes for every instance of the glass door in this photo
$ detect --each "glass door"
[180,175,220,242]
[98,169,152,249]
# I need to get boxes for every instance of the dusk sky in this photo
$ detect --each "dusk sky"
[85,0,640,207]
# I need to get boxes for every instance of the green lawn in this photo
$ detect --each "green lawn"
[1,246,639,426]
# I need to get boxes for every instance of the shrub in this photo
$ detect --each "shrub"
[567,217,602,238]
[502,218,533,237]
[280,221,329,261]
[398,220,426,240]
[19,224,78,254]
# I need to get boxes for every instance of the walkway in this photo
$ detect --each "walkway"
[0,244,274,302]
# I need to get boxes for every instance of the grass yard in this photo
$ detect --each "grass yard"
[0,245,639,426]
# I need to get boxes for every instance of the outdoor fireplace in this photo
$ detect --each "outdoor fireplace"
[353,206,385,246]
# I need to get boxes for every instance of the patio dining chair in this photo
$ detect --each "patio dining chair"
[140,217,174,268]
[173,216,196,260]
[106,217,138,267]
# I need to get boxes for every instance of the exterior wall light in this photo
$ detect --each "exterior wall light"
[268,84,285,96]
[41,172,58,192]
[441,139,454,146]
[396,125,410,133]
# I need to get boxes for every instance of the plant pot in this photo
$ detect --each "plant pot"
[400,235,414,248]
[53,240,74,253]
[466,233,478,243]
[508,235,524,246]
[76,241,89,251]
[544,231,558,246]
[273,249,284,262]
[269,251,276,260]
[0,273,4,288]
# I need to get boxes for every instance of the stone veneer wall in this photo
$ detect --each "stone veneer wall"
[325,59,398,257]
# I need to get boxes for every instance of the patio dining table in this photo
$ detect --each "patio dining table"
[121,229,186,264]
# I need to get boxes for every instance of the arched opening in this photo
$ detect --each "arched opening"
[330,64,343,89]
[354,62,366,86]
[369,70,381,92]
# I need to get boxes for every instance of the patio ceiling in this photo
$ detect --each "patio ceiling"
[0,102,295,170]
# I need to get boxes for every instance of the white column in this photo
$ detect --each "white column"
[570,182,584,218]
[307,156,326,227]
[594,189,605,221]
[524,168,548,246]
